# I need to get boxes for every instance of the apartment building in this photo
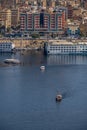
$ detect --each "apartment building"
[11,8,19,26]
[0,9,11,28]
[20,9,66,33]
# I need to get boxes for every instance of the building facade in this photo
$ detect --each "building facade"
[67,4,73,19]
[66,21,80,36]
[11,8,19,26]
[20,10,66,33]
[0,9,11,28]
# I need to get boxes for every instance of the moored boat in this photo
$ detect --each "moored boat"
[0,42,15,52]
[44,40,87,55]
[4,59,20,64]
[40,65,45,70]
[56,94,62,102]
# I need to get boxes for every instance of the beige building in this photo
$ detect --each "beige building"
[51,0,55,8]
[42,0,47,9]
[73,8,82,16]
[25,0,29,5]
[0,9,11,28]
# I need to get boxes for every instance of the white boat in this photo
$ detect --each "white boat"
[56,94,62,102]
[0,42,15,52]
[4,59,20,64]
[44,40,87,55]
[40,66,45,70]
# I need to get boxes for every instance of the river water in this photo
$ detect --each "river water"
[0,51,87,130]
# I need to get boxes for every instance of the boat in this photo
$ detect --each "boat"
[40,65,45,70]
[0,42,15,52]
[56,94,62,102]
[44,40,87,55]
[4,59,20,64]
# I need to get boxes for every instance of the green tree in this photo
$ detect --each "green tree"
[79,23,87,37]
[31,33,40,39]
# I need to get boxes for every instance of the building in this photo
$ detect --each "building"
[0,0,17,8]
[67,4,73,19]
[66,21,80,36]
[0,9,11,28]
[11,8,19,26]
[51,0,55,8]
[20,9,66,34]
[42,0,47,9]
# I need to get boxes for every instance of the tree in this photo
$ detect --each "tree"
[31,33,40,39]
[79,23,87,37]
[7,26,11,33]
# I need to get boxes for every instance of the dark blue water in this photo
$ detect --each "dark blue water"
[0,51,87,130]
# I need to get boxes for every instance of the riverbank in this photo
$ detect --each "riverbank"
[0,38,87,50]
[0,38,45,49]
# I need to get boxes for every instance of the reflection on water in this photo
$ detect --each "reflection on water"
[0,51,46,67]
[0,53,13,60]
[1,51,87,66]
[46,55,87,65]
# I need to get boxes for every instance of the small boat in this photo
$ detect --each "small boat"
[40,65,45,70]
[4,59,20,64]
[56,94,62,102]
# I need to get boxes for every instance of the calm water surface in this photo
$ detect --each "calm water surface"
[0,51,87,130]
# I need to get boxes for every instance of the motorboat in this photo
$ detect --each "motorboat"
[56,94,62,102]
[40,65,45,70]
[4,59,20,64]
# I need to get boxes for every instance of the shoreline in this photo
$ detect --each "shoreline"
[0,38,87,48]
[0,38,45,49]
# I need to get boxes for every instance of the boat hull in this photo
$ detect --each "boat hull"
[44,41,87,55]
[0,42,15,53]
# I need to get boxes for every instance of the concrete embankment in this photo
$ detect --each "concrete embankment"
[0,38,45,49]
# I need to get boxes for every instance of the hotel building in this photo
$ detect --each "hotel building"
[20,9,67,33]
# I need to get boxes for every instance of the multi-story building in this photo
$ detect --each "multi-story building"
[0,0,17,8]
[50,13,56,31]
[42,0,47,9]
[20,13,27,31]
[0,9,11,28]
[51,0,55,8]
[11,8,19,26]
[27,13,33,31]
[20,9,67,34]
[67,4,73,19]
[54,6,68,20]
[34,12,49,31]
